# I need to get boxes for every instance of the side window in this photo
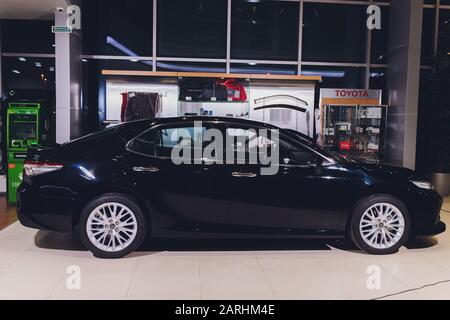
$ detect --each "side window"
[226,127,279,164]
[155,126,207,158]
[227,128,278,151]
[279,137,317,166]
[128,124,209,159]
[127,129,156,156]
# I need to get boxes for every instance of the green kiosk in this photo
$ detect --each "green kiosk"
[6,102,40,204]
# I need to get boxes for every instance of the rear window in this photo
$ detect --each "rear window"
[62,126,120,146]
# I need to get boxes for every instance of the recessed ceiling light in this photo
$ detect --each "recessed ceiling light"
[18,57,27,62]
[248,62,257,66]
[82,59,88,62]
[49,67,55,72]
[130,59,139,62]
[35,62,42,67]
[52,44,56,47]
[12,70,21,74]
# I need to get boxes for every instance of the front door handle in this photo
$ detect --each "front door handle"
[133,166,160,173]
[232,172,257,178]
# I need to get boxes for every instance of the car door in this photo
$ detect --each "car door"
[125,121,230,234]
[225,125,348,233]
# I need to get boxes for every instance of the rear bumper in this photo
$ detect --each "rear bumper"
[17,182,80,233]
[17,209,46,230]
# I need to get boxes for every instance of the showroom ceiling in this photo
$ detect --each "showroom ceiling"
[0,0,69,20]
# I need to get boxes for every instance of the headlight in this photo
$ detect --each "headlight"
[411,180,433,190]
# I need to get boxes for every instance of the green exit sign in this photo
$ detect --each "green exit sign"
[52,26,72,33]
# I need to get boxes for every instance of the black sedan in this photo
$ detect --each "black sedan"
[17,117,445,258]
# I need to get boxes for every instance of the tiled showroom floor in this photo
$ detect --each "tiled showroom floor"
[0,197,449,300]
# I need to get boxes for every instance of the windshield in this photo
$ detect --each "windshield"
[327,151,356,163]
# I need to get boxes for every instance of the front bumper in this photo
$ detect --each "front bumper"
[421,220,446,236]
[411,188,447,236]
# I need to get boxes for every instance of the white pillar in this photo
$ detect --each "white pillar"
[55,10,82,144]
[386,0,423,169]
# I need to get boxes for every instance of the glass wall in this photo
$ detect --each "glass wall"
[75,0,449,91]
[231,0,299,61]
[302,3,367,63]
[82,0,154,56]
[2,1,447,91]
[1,20,54,54]
[158,0,227,58]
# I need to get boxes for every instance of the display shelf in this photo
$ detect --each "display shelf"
[101,70,322,82]
[321,105,388,161]
[178,100,250,119]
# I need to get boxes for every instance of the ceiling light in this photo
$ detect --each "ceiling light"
[248,62,257,66]
[130,59,139,62]
[12,70,21,74]
[49,67,55,72]
[82,59,88,63]
[18,57,27,62]
[35,62,42,67]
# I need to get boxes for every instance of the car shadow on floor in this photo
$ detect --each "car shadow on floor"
[35,230,352,254]
[34,230,438,258]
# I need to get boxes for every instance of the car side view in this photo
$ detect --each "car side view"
[17,117,445,258]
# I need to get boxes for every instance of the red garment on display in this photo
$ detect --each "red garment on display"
[219,79,247,102]
[120,92,128,122]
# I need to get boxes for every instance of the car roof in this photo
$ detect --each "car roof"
[128,116,280,129]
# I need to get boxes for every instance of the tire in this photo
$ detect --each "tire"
[349,195,411,255]
[79,193,147,259]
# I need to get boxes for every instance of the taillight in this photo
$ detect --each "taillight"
[24,161,63,177]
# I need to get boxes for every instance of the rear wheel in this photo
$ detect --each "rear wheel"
[79,194,147,259]
[349,195,411,255]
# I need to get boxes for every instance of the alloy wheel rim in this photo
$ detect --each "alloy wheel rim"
[359,203,405,250]
[86,202,138,252]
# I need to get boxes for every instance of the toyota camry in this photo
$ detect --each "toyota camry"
[17,117,445,258]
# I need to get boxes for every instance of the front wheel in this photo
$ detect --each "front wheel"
[79,194,147,259]
[349,195,411,255]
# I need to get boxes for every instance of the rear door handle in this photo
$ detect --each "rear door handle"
[133,166,160,173]
[232,172,257,178]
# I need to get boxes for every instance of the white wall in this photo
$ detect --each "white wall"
[106,81,180,121]
[106,80,316,137]
[248,86,315,137]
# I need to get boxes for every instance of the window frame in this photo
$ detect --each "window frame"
[223,122,336,167]
[126,121,214,160]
